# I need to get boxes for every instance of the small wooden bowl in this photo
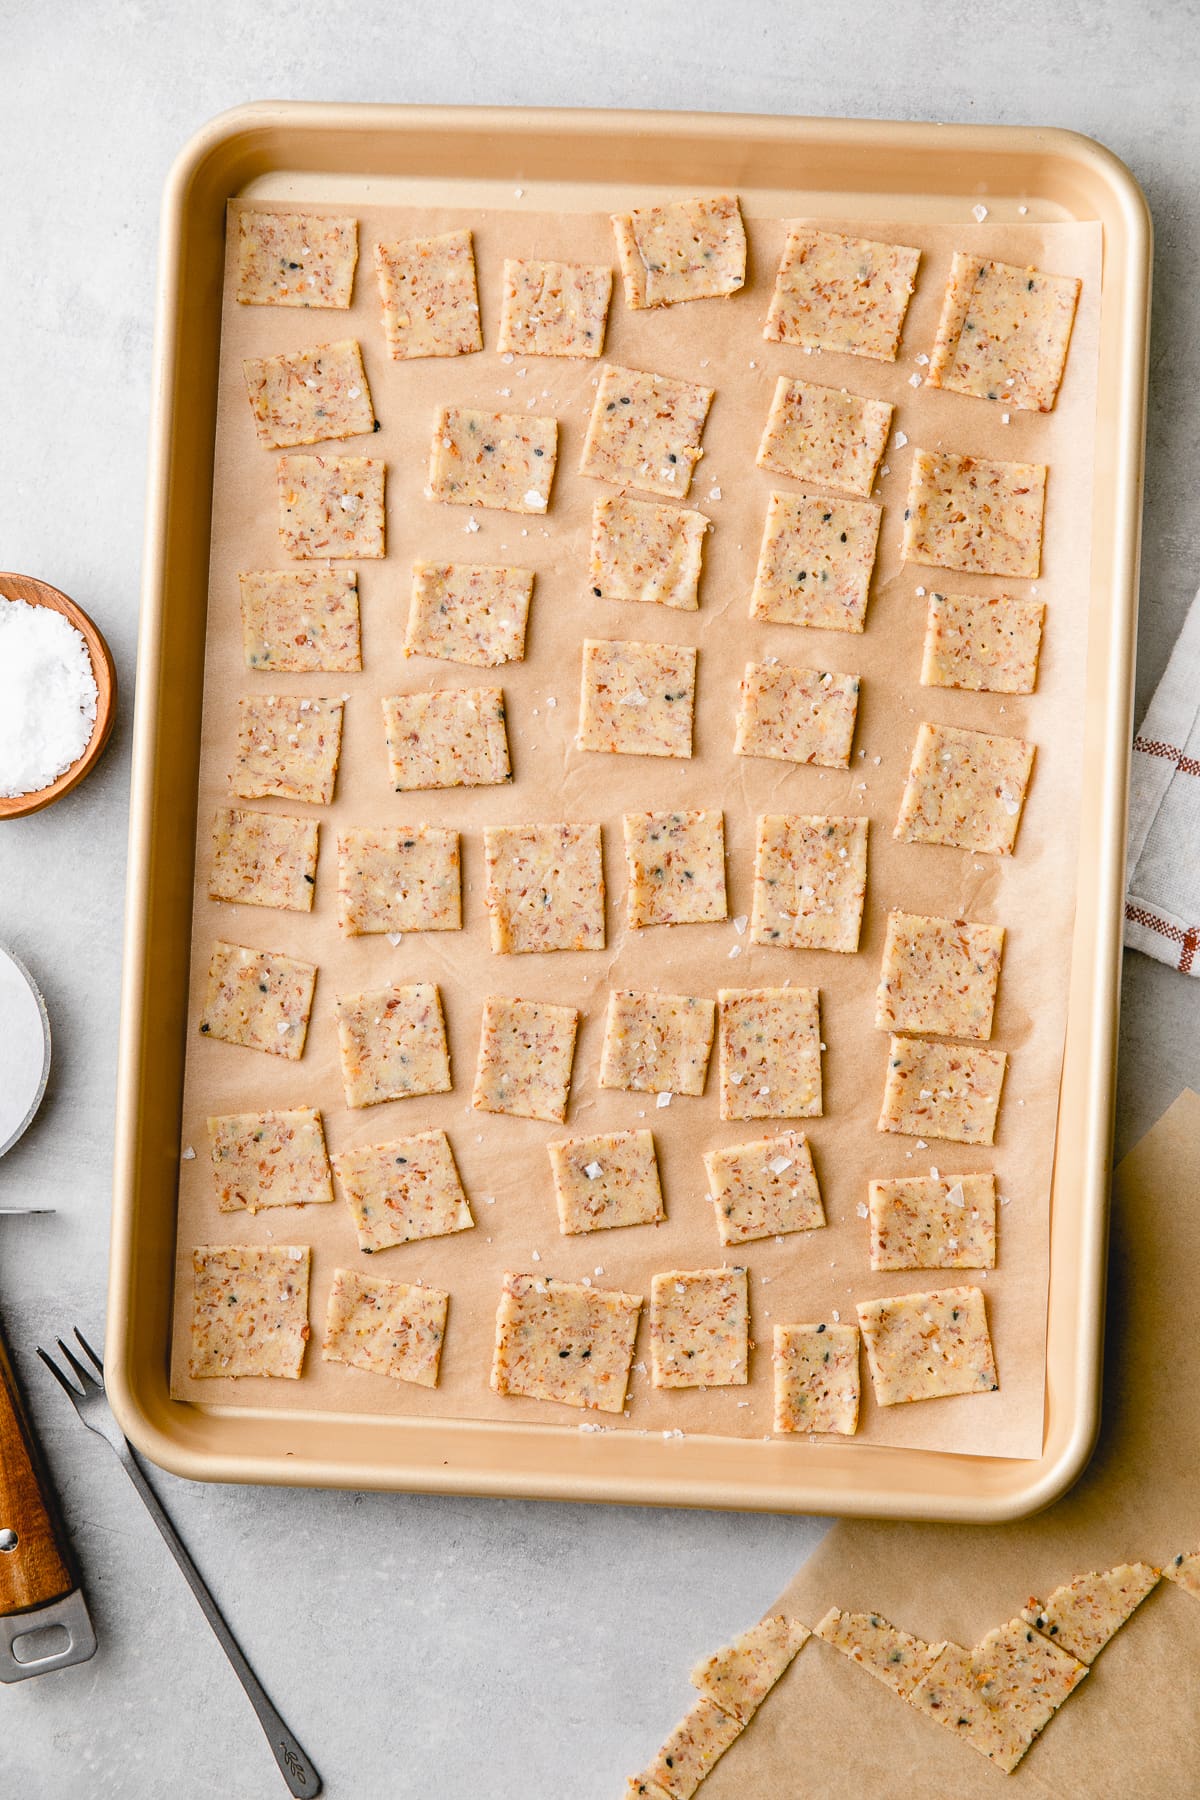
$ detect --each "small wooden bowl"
[0,574,117,820]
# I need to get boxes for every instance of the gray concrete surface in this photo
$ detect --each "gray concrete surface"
[2,3,1198,1795]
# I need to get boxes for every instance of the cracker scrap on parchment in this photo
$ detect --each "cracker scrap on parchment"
[578,637,697,759]
[497,257,612,358]
[231,695,344,806]
[624,810,727,929]
[336,825,461,937]
[926,252,1081,412]
[332,1128,473,1254]
[902,449,1047,579]
[428,405,557,512]
[599,989,716,1098]
[704,1130,825,1246]
[1021,1563,1160,1663]
[878,1035,1007,1145]
[857,1283,998,1405]
[405,561,534,667]
[749,489,882,633]
[813,1606,944,1698]
[735,662,860,769]
[484,822,605,954]
[206,1108,333,1214]
[908,1618,1087,1774]
[277,454,386,559]
[198,940,316,1061]
[750,813,868,954]
[772,1322,860,1435]
[243,338,376,449]
[631,1695,744,1800]
[472,995,580,1123]
[921,591,1045,696]
[868,1172,997,1271]
[756,376,893,498]
[490,1270,642,1412]
[189,1245,311,1379]
[612,194,746,309]
[549,1128,665,1235]
[1164,1551,1200,1598]
[579,364,714,499]
[895,720,1035,856]
[234,208,358,308]
[691,1613,811,1723]
[764,227,920,360]
[373,228,482,359]
[382,687,512,792]
[238,568,361,672]
[589,495,709,611]
[335,981,452,1108]
[718,987,822,1121]
[209,805,319,912]
[650,1266,749,1389]
[321,1267,449,1388]
[874,910,1005,1041]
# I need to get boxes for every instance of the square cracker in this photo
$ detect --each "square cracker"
[764,227,920,360]
[589,496,709,612]
[599,990,715,1098]
[428,406,556,513]
[623,810,727,929]
[612,194,746,309]
[321,1267,448,1388]
[209,806,319,912]
[472,995,579,1123]
[813,1607,944,1699]
[927,252,1081,412]
[704,1130,825,1246]
[868,1173,997,1271]
[238,569,361,673]
[857,1283,998,1405]
[637,1695,743,1800]
[650,1267,749,1389]
[332,1129,473,1253]
[1022,1564,1160,1664]
[232,696,344,806]
[691,1614,811,1723]
[189,1245,310,1378]
[1165,1551,1200,1597]
[921,590,1045,695]
[337,825,461,937]
[484,822,605,954]
[490,1270,642,1412]
[243,339,375,449]
[198,941,316,1061]
[382,688,511,792]
[875,910,1005,1040]
[277,455,385,559]
[578,638,696,759]
[750,490,882,633]
[207,1108,333,1214]
[756,377,893,498]
[497,257,612,358]
[405,562,533,667]
[902,449,1046,579]
[373,229,482,359]
[878,1035,1007,1145]
[895,720,1035,856]
[735,663,860,769]
[549,1128,665,1235]
[718,987,822,1121]
[579,365,713,500]
[750,814,868,954]
[235,209,357,308]
[772,1323,861,1435]
[335,982,452,1109]
[908,1620,1087,1774]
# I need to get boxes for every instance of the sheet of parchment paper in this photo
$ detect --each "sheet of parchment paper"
[170,200,1101,1461]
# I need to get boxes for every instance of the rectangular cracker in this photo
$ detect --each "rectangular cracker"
[235,209,357,308]
[321,1267,448,1388]
[718,987,822,1120]
[878,1036,1007,1145]
[231,696,344,806]
[206,1108,333,1214]
[332,1129,473,1253]
[484,822,605,954]
[209,806,319,912]
[857,1284,998,1405]
[772,1323,860,1434]
[589,495,709,611]
[198,941,316,1060]
[335,982,452,1108]
[756,377,893,498]
[895,721,1035,856]
[579,365,713,499]
[764,227,920,360]
[735,663,860,768]
[373,229,482,359]
[1021,1564,1160,1663]
[750,490,882,633]
[405,562,533,667]
[650,1267,749,1389]
[428,406,556,513]
[549,1129,665,1235]
[1164,1552,1200,1598]
[750,814,868,954]
[189,1245,310,1378]
[490,1271,642,1412]
[623,810,727,928]
[637,1695,743,1800]
[243,339,375,449]
[612,195,746,309]
[875,910,1005,1040]
[927,252,1081,412]
[238,569,361,673]
[578,638,696,759]
[921,591,1045,695]
[813,1607,943,1699]
[868,1173,997,1271]
[277,455,385,559]
[902,449,1046,579]
[382,687,511,792]
[599,990,715,1098]
[704,1130,825,1245]
[472,995,579,1123]
[691,1615,811,1723]
[497,257,612,358]
[337,825,461,936]
[909,1621,1087,1774]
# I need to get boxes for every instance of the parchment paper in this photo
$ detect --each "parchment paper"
[170,200,1101,1461]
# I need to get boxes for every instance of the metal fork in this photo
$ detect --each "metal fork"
[38,1329,321,1798]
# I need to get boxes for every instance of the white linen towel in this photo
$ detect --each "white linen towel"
[1125,586,1200,974]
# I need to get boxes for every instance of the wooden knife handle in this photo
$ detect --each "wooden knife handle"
[0,1322,74,1615]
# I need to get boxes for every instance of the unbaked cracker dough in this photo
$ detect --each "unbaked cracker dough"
[874,910,1005,1041]
[908,1619,1087,1774]
[589,495,709,611]
[577,637,697,759]
[490,1270,642,1411]
[548,1128,665,1235]
[623,810,727,929]
[772,1322,861,1435]
[895,720,1035,856]
[877,1035,1007,1145]
[382,687,512,792]
[734,662,860,769]
[691,1614,811,1723]
[234,208,358,309]
[579,364,713,499]
[1165,1552,1200,1597]
[703,1130,825,1246]
[484,822,605,954]
[242,339,376,449]
[471,994,580,1123]
[238,568,361,673]
[189,1245,311,1379]
[902,449,1046,579]
[496,257,612,358]
[321,1267,449,1387]
[921,590,1045,695]
[277,455,386,559]
[1021,1563,1160,1663]
[750,813,868,954]
[208,806,319,912]
[334,981,452,1108]
[405,562,534,667]
[857,1284,998,1406]
[813,1607,944,1699]
[718,987,822,1121]
[650,1266,749,1389]
[764,227,920,360]
[332,1128,473,1253]
[428,406,556,512]
[756,376,893,498]
[373,229,482,360]
[207,1108,333,1214]
[635,1694,744,1800]
[612,194,746,309]
[927,252,1081,412]
[231,696,344,806]
[336,825,461,936]
[599,989,716,1098]
[749,489,882,633]
[868,1172,997,1271]
[198,940,316,1061]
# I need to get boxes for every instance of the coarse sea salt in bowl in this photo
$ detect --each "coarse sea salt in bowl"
[0,574,117,819]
